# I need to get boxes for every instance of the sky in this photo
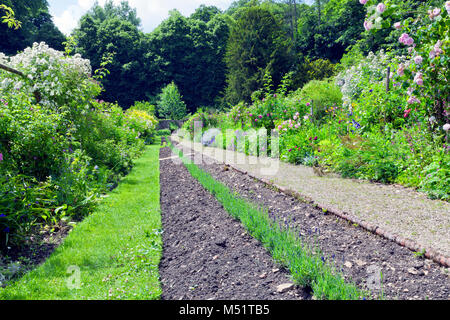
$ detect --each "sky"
[48,0,236,35]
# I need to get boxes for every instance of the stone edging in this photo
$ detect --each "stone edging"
[225,162,450,269]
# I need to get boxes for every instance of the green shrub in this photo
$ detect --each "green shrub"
[292,57,336,89]
[419,158,450,201]
[157,129,171,136]
[157,82,187,120]
[293,80,343,122]
[183,109,220,136]
[169,122,179,132]
[129,101,156,116]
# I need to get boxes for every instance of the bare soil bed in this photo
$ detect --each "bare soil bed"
[166,139,450,300]
[159,145,311,300]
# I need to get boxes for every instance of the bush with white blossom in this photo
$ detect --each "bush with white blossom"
[0,42,100,112]
[336,50,393,109]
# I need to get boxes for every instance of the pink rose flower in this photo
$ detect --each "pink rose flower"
[398,33,408,44]
[446,1,450,15]
[359,0,368,4]
[394,22,401,29]
[415,77,423,86]
[0,153,3,162]
[414,56,423,64]
[429,49,436,59]
[376,3,386,13]
[428,8,442,19]
[397,64,405,76]
[364,20,373,31]
[434,40,443,55]
[407,96,420,104]
[399,33,414,46]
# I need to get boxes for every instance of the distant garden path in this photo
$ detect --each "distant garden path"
[173,136,450,267]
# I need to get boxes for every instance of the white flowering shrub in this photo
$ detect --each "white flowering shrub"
[0,42,100,111]
[335,50,392,108]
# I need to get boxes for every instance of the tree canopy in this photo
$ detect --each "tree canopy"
[4,0,439,113]
[0,0,66,55]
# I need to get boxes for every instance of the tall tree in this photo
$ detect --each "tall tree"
[190,5,222,22]
[147,10,230,112]
[0,0,65,55]
[224,5,291,104]
[73,1,147,107]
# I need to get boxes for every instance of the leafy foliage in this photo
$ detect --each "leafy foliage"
[157,82,187,120]
[224,5,291,104]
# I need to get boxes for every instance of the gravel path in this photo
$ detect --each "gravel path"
[172,139,450,300]
[173,136,450,264]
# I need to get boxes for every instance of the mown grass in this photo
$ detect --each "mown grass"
[168,139,369,300]
[0,144,162,300]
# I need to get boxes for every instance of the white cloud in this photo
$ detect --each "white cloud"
[51,0,234,35]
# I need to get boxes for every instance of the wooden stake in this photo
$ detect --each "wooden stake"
[386,67,391,93]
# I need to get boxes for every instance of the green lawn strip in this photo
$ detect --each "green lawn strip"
[0,145,162,300]
[168,139,370,300]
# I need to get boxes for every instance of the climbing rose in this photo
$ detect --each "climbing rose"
[359,0,368,4]
[407,96,420,104]
[376,3,386,13]
[397,64,405,76]
[364,20,373,31]
[434,40,443,55]
[446,2,450,14]
[414,56,423,64]
[429,49,436,59]
[444,124,450,131]
[394,22,401,29]
[414,73,423,86]
[405,37,414,46]
[428,8,441,19]
[399,33,414,46]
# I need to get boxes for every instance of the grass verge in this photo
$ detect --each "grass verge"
[168,138,369,300]
[0,145,162,300]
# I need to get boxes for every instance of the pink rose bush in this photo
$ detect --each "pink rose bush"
[361,0,449,128]
[376,3,386,13]
[399,33,414,46]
